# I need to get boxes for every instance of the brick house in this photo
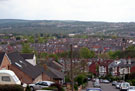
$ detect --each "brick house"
[109,59,134,77]
[118,59,131,77]
[0,52,51,84]
[0,52,10,70]
[41,59,65,84]
[99,60,113,76]
[130,63,135,73]
[89,62,99,75]
[108,60,121,76]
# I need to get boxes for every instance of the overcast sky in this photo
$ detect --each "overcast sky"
[0,0,135,22]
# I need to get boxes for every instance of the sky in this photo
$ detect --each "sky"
[0,0,135,22]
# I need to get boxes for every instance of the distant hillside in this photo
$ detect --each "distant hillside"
[0,19,135,36]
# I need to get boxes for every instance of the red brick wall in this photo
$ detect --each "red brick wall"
[0,55,10,69]
[42,73,52,81]
[89,63,97,75]
[131,66,135,73]
[9,65,33,84]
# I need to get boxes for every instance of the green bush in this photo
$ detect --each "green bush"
[25,85,31,91]
[65,76,70,83]
[0,85,23,91]
[74,74,87,86]
[61,87,65,91]
[131,79,135,86]
[45,83,65,91]
[127,80,133,85]
[74,84,78,90]
[42,87,58,90]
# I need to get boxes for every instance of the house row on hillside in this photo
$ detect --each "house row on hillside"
[0,52,64,84]
[1,37,135,54]
[89,59,135,77]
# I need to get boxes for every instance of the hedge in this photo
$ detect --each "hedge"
[42,87,58,90]
[0,85,23,91]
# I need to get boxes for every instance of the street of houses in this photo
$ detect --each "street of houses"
[1,36,135,54]
[89,58,135,77]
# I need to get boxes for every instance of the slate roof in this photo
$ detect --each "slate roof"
[109,61,121,68]
[46,60,62,70]
[47,66,64,79]
[21,53,34,59]
[118,60,135,68]
[100,60,113,67]
[7,52,43,79]
[0,52,5,65]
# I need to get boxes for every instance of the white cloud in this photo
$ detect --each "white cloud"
[0,0,135,22]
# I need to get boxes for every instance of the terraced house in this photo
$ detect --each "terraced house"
[0,52,64,84]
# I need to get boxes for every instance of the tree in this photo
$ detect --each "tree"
[21,43,33,53]
[56,51,70,73]
[80,47,94,59]
[79,47,95,72]
[120,50,135,58]
[74,74,87,86]
[28,36,34,43]
[126,45,135,51]
[40,52,48,58]
[108,50,121,59]
[38,37,45,43]
[98,53,110,59]
[56,51,69,58]
[48,54,59,62]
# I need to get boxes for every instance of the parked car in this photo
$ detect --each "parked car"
[102,79,110,83]
[128,86,135,91]
[120,82,130,91]
[0,70,21,85]
[86,88,102,91]
[93,82,101,88]
[100,79,103,83]
[29,81,54,91]
[92,78,96,82]
[112,81,117,86]
[87,78,91,81]
[116,82,121,89]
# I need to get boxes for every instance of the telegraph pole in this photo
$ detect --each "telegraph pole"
[70,44,74,91]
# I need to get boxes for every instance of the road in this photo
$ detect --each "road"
[101,83,119,91]
[82,81,120,91]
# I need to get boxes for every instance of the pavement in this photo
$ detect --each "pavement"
[82,81,120,91]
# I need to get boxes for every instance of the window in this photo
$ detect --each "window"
[42,82,48,86]
[2,76,11,82]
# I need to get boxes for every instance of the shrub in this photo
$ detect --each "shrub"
[131,79,135,86]
[42,87,58,90]
[25,85,31,91]
[127,80,133,85]
[49,83,64,91]
[0,85,23,91]
[65,76,70,83]
[74,84,78,90]
[75,74,87,86]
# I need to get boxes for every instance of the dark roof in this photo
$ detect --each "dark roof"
[0,52,5,65]
[21,53,34,59]
[47,66,64,79]
[46,60,62,70]
[7,52,43,79]
[100,60,113,66]
[118,62,131,68]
